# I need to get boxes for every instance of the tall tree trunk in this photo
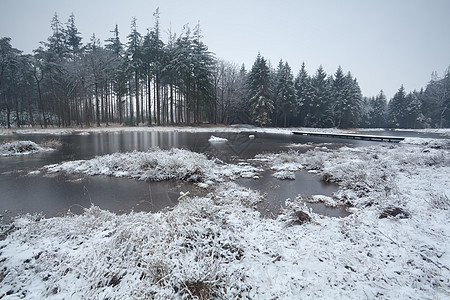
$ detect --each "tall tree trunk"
[140,84,144,124]
[95,83,100,127]
[170,83,174,124]
[105,82,109,126]
[35,77,47,128]
[147,75,152,125]
[6,102,11,129]
[156,73,161,125]
[129,81,133,125]
[118,95,123,124]
[135,69,140,125]
[25,87,34,126]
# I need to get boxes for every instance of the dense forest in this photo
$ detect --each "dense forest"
[1,12,449,128]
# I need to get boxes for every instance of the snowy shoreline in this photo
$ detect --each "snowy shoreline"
[1,128,449,298]
[1,124,450,137]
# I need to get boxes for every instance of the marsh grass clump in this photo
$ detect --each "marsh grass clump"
[379,207,410,219]
[44,148,261,187]
[428,193,449,210]
[0,141,40,155]
[0,140,56,156]
[40,138,62,149]
[182,279,217,300]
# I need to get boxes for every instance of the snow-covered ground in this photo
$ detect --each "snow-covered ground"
[1,127,449,299]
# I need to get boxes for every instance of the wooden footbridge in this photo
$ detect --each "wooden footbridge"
[292,131,405,143]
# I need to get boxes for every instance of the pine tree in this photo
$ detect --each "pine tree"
[126,17,142,125]
[370,90,388,127]
[343,73,362,128]
[294,62,312,126]
[105,24,123,56]
[422,70,450,128]
[142,9,165,125]
[64,13,83,61]
[47,13,66,58]
[191,23,215,124]
[329,66,346,127]
[310,65,329,127]
[404,91,421,128]
[388,85,407,127]
[248,53,274,126]
[274,60,296,127]
[105,24,126,124]
[0,37,22,128]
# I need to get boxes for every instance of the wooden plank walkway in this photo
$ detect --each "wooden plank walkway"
[292,131,405,143]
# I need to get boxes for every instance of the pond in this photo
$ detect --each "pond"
[0,129,386,220]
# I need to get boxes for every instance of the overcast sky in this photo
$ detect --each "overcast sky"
[1,0,449,99]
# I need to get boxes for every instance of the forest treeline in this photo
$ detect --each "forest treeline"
[1,12,449,128]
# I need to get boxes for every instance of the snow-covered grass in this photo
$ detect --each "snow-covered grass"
[0,140,55,156]
[44,148,262,187]
[1,136,449,298]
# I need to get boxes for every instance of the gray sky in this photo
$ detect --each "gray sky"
[1,0,449,99]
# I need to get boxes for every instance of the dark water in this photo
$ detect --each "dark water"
[0,129,402,220]
[238,170,343,218]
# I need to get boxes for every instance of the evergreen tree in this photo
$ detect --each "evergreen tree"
[359,96,373,127]
[329,66,346,127]
[190,23,215,124]
[0,37,22,128]
[310,65,329,127]
[404,91,422,128]
[105,24,127,124]
[248,53,274,126]
[105,24,123,56]
[388,85,407,127]
[126,17,142,125]
[142,10,165,125]
[370,90,388,127]
[64,13,83,60]
[274,60,296,127]
[294,62,312,126]
[47,13,66,58]
[422,70,450,128]
[341,72,362,128]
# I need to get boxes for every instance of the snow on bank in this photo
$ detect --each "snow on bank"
[402,137,450,148]
[1,141,449,298]
[0,140,55,156]
[2,125,449,139]
[44,148,261,186]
